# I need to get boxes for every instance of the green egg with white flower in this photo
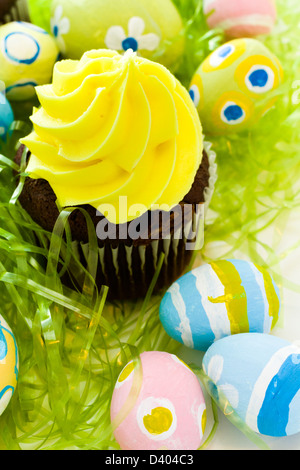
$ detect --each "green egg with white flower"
[28,0,184,69]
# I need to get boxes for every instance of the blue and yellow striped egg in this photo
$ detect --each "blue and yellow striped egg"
[0,92,14,141]
[0,21,59,101]
[189,38,283,135]
[203,333,300,437]
[159,259,280,352]
[0,315,18,416]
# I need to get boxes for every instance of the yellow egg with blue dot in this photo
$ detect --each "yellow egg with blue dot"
[189,38,284,135]
[0,314,18,416]
[0,21,59,101]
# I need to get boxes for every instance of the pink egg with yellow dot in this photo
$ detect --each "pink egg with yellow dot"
[203,0,277,38]
[110,351,207,450]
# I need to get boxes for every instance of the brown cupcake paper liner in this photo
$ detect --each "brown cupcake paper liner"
[67,141,218,300]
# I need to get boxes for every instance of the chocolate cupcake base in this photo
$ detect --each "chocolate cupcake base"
[69,204,204,300]
[15,143,217,300]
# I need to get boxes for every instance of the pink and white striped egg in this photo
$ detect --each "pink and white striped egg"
[110,351,207,450]
[203,0,277,38]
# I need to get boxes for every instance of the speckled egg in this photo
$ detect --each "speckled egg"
[159,259,281,352]
[203,333,300,437]
[203,0,277,38]
[189,38,283,135]
[0,21,59,100]
[28,0,184,69]
[0,92,14,141]
[0,314,18,415]
[110,351,206,450]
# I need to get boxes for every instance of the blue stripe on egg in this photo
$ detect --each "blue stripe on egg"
[286,382,300,436]
[160,290,184,346]
[257,352,300,436]
[159,271,217,350]
[182,272,216,349]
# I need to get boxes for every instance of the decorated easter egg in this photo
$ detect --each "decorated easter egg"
[203,333,300,437]
[0,314,18,415]
[0,21,59,100]
[0,92,14,141]
[28,0,184,69]
[203,0,277,38]
[110,351,206,450]
[189,38,283,135]
[159,259,281,352]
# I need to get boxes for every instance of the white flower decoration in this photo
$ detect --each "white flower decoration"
[50,5,70,54]
[105,16,160,54]
[205,355,239,409]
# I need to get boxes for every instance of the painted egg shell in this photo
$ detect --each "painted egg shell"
[203,333,300,437]
[203,0,277,38]
[0,21,59,101]
[110,351,206,450]
[189,38,283,135]
[159,259,281,352]
[29,0,184,69]
[0,92,14,141]
[0,314,18,415]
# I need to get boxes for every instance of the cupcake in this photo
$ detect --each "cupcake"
[0,0,29,24]
[16,49,217,300]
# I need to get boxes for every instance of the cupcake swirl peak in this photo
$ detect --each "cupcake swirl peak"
[21,49,203,224]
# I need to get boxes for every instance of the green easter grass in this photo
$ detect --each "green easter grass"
[0,0,300,450]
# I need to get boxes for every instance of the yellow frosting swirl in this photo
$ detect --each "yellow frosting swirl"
[21,49,203,224]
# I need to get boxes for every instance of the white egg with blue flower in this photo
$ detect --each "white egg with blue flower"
[189,38,283,135]
[0,21,59,101]
[159,259,281,351]
[0,92,14,141]
[29,0,184,69]
[203,333,300,437]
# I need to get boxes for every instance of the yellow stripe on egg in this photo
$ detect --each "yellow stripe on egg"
[209,260,249,335]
